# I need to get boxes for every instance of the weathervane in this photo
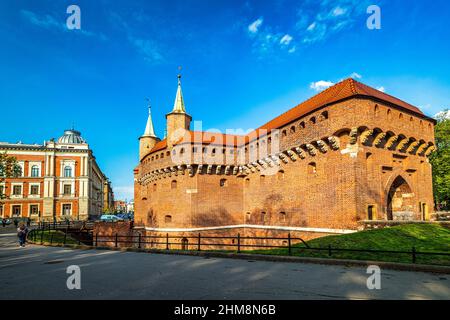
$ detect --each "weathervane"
[177,65,182,84]
[146,98,151,113]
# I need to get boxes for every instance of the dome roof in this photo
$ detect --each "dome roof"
[58,129,86,144]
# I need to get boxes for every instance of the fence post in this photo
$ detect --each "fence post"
[63,231,67,245]
[78,233,81,245]
[95,233,98,247]
[328,244,332,257]
[40,228,44,244]
[138,233,141,249]
[166,233,169,250]
[288,233,292,256]
[115,233,118,248]
[237,233,241,253]
[50,232,54,245]
[198,233,201,251]
[412,246,416,263]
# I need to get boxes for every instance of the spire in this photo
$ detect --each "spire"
[142,100,156,138]
[172,74,186,113]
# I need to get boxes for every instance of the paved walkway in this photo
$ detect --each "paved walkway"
[0,229,449,299]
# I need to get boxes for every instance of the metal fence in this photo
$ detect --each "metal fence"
[28,226,450,264]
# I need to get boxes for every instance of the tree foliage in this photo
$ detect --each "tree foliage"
[0,152,20,202]
[430,110,450,210]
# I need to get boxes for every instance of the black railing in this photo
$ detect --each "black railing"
[28,227,450,264]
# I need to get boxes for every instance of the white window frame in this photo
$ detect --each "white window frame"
[28,183,40,198]
[61,203,72,216]
[28,162,42,177]
[29,203,40,216]
[60,160,75,178]
[11,204,22,217]
[10,182,24,198]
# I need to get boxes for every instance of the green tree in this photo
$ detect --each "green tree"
[0,152,20,204]
[430,110,450,210]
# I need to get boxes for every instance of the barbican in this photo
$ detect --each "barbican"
[134,75,436,242]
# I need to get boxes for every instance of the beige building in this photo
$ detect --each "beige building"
[0,129,110,221]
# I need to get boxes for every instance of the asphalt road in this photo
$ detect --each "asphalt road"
[0,227,449,300]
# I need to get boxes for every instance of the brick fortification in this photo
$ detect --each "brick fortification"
[133,77,436,246]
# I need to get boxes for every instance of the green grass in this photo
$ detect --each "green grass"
[29,230,78,245]
[246,224,450,266]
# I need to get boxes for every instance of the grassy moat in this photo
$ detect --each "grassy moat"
[245,224,450,266]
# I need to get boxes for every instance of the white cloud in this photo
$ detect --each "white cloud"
[350,72,362,79]
[280,34,293,45]
[288,46,297,53]
[306,22,316,31]
[248,17,263,33]
[310,80,335,92]
[128,36,164,64]
[331,7,347,17]
[377,86,386,92]
[21,9,107,40]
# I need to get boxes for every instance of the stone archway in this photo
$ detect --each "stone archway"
[386,176,417,220]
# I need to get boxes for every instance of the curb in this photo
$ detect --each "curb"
[28,241,450,274]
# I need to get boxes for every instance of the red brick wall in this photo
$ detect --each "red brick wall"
[134,96,435,238]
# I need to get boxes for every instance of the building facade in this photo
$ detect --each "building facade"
[134,77,436,241]
[103,179,115,213]
[0,129,110,221]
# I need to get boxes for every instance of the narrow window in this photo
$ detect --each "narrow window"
[277,170,284,180]
[153,183,157,191]
[29,205,39,215]
[290,126,295,134]
[282,130,287,137]
[31,165,39,177]
[261,212,266,224]
[62,204,72,215]
[165,215,172,223]
[64,166,72,177]
[367,205,377,220]
[246,212,251,223]
[279,211,286,223]
[171,180,177,189]
[310,117,316,124]
[321,111,329,120]
[300,121,305,129]
[220,179,227,187]
[13,185,22,195]
[30,185,39,195]
[308,162,317,174]
[63,184,72,195]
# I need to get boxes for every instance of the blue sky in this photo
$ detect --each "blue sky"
[1,0,449,200]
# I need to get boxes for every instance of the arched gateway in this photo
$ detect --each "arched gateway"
[387,176,417,221]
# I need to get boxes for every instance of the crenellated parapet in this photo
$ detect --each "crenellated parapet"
[137,125,435,184]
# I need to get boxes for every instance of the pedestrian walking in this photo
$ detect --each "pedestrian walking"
[2,218,6,227]
[13,218,18,228]
[27,217,31,227]
[17,224,28,247]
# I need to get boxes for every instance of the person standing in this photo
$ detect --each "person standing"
[13,218,18,228]
[17,224,28,247]
[2,218,6,227]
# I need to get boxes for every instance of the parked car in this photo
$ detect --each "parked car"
[1,218,12,225]
[100,215,124,222]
